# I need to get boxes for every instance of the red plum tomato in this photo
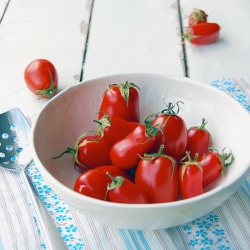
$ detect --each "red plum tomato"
[24,59,58,98]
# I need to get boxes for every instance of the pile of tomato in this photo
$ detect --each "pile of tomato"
[54,81,234,204]
[183,8,221,45]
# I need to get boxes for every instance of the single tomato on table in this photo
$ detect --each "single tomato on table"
[24,59,58,98]
[183,22,221,45]
[98,81,140,123]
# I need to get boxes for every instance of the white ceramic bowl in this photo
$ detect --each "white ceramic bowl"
[31,73,250,230]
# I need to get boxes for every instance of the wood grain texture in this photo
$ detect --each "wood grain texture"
[1,0,250,116]
[0,0,92,115]
[83,0,185,80]
[180,0,250,82]
[0,0,9,21]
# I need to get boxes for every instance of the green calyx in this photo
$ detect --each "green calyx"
[191,8,208,24]
[161,101,183,116]
[188,118,208,131]
[93,114,112,138]
[199,118,207,130]
[149,101,184,136]
[139,144,176,179]
[108,81,140,105]
[52,131,94,170]
[140,144,165,161]
[180,151,203,182]
[144,115,161,138]
[182,29,203,42]
[208,148,234,175]
[53,146,77,160]
[35,68,57,98]
[106,172,124,190]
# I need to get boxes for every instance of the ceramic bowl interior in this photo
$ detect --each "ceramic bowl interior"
[31,73,250,230]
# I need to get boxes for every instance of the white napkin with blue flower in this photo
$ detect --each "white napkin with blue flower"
[1,77,250,250]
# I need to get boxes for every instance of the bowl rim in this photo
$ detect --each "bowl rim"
[30,72,250,209]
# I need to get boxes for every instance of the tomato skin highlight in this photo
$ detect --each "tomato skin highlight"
[73,165,133,200]
[183,23,220,45]
[110,124,156,170]
[53,133,113,171]
[186,118,211,159]
[106,173,149,204]
[179,162,204,199]
[24,59,58,98]
[76,135,113,170]
[150,114,187,162]
[135,148,179,203]
[188,8,208,27]
[198,152,222,188]
[98,81,140,123]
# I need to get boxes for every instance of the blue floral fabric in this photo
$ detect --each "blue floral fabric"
[26,163,84,250]
[211,78,250,111]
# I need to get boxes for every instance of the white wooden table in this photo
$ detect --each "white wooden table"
[84,0,250,82]
[1,0,250,117]
[1,1,250,249]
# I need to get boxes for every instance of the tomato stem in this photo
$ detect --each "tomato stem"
[161,101,184,115]
[199,118,207,130]
[92,119,102,126]
[93,115,112,138]
[182,29,203,43]
[143,115,161,138]
[139,144,177,179]
[52,147,77,159]
[106,172,124,190]
[52,131,93,170]
[35,68,57,98]
[157,144,164,155]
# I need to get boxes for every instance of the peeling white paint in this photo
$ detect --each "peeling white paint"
[73,74,81,82]
[80,20,89,35]
[0,0,91,116]
[83,0,185,80]
[85,0,93,12]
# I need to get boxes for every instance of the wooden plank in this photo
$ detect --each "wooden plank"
[83,0,184,80]
[180,0,250,83]
[0,0,9,21]
[0,0,92,115]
